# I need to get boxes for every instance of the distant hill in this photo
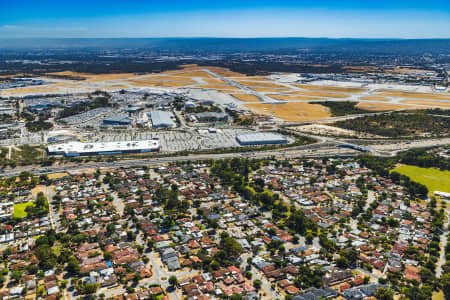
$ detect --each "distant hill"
[0,37,449,54]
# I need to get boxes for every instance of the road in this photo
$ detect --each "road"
[99,233,198,300]
[101,179,125,216]
[202,69,283,104]
[0,144,358,177]
[45,185,58,231]
[436,205,450,278]
[241,253,282,300]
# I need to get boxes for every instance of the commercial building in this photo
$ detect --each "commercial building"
[47,140,160,157]
[149,110,176,128]
[184,101,196,109]
[103,114,132,126]
[236,132,288,146]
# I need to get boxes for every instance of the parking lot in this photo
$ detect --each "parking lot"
[59,107,114,125]
[85,128,252,152]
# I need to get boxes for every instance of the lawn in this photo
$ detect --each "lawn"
[13,202,35,218]
[432,291,444,300]
[391,165,450,193]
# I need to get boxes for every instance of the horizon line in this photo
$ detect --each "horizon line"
[1,36,450,40]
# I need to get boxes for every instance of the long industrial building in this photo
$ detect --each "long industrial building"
[236,132,288,146]
[103,114,132,126]
[47,140,160,157]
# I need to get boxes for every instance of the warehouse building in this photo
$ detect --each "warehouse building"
[103,114,132,126]
[149,110,176,128]
[236,132,288,146]
[47,140,160,157]
[194,112,228,123]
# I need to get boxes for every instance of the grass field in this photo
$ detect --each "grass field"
[142,75,197,82]
[252,87,287,92]
[289,90,350,98]
[359,96,390,101]
[376,91,450,101]
[47,173,69,180]
[391,165,450,193]
[268,94,321,101]
[230,94,261,102]
[401,100,450,108]
[202,78,227,84]
[245,102,331,122]
[13,202,34,218]
[294,84,365,93]
[432,291,444,300]
[237,81,288,89]
[196,84,239,90]
[128,80,192,87]
[356,102,415,111]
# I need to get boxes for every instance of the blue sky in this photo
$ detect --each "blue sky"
[1,0,450,38]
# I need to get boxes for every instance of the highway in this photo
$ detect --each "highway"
[0,144,358,177]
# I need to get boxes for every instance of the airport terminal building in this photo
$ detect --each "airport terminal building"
[47,140,160,157]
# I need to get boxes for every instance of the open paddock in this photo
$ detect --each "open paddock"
[128,80,192,87]
[196,84,240,90]
[171,70,215,78]
[401,100,450,108]
[252,87,289,93]
[359,96,390,101]
[268,94,321,101]
[245,102,331,122]
[376,91,450,101]
[294,84,366,93]
[230,94,261,102]
[202,78,227,84]
[356,102,416,111]
[190,66,245,77]
[237,81,288,89]
[140,75,197,82]
[292,91,350,99]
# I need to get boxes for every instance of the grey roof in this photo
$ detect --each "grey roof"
[194,112,228,119]
[149,110,175,127]
[236,132,288,144]
[360,284,386,297]
[103,114,131,123]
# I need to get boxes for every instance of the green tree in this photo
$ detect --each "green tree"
[169,275,178,286]
[253,279,262,290]
[374,287,394,300]
[67,256,80,275]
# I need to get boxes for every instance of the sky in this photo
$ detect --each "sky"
[1,0,450,39]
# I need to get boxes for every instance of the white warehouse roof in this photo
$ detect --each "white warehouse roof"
[236,132,288,145]
[149,110,175,127]
[47,140,159,155]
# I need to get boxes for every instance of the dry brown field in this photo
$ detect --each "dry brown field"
[359,96,390,101]
[376,91,450,101]
[196,84,239,90]
[268,94,321,101]
[294,84,365,93]
[401,100,450,108]
[245,102,331,122]
[230,94,261,102]
[356,102,417,111]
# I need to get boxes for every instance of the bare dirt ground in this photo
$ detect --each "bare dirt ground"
[292,124,383,138]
